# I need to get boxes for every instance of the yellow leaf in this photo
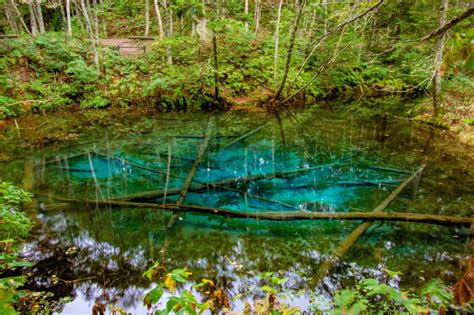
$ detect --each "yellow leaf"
[202,279,214,285]
[164,273,176,292]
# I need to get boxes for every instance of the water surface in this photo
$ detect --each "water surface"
[2,107,473,313]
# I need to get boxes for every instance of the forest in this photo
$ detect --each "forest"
[0,0,473,314]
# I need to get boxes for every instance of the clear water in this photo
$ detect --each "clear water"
[2,108,473,313]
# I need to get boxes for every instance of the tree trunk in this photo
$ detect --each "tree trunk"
[80,0,99,70]
[28,1,38,36]
[166,116,216,228]
[432,0,449,117]
[144,0,150,36]
[34,0,45,34]
[153,0,164,39]
[274,0,305,100]
[167,5,173,64]
[5,3,19,35]
[58,0,66,31]
[74,0,85,35]
[422,4,474,41]
[66,0,73,37]
[254,0,260,34]
[99,0,107,36]
[244,0,249,30]
[115,160,345,202]
[48,196,473,228]
[92,0,100,40]
[9,0,31,35]
[213,34,220,100]
[316,166,425,282]
[273,0,284,78]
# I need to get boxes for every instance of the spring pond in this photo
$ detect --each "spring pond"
[2,106,473,313]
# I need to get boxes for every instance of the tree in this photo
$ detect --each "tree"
[79,0,99,70]
[432,0,448,117]
[66,0,72,37]
[144,0,150,36]
[273,0,284,78]
[34,0,45,35]
[274,0,306,101]
[27,0,38,36]
[153,0,164,39]
[422,3,474,41]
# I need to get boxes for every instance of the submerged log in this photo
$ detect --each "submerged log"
[172,135,239,139]
[366,165,412,174]
[46,195,473,227]
[337,179,400,187]
[95,150,292,209]
[114,161,346,202]
[167,116,216,228]
[222,122,271,149]
[315,165,426,282]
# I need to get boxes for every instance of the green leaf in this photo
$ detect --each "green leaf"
[271,277,289,285]
[170,268,192,283]
[333,289,357,307]
[350,301,368,315]
[7,261,34,269]
[143,285,164,307]
[260,285,277,294]
[384,269,402,279]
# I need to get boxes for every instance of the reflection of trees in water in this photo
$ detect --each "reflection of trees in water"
[26,206,363,306]
[28,201,468,310]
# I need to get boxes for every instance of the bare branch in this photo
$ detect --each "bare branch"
[422,4,474,41]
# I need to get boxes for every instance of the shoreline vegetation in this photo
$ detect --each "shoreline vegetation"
[1,1,473,145]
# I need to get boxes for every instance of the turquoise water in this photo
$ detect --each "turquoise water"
[2,108,472,313]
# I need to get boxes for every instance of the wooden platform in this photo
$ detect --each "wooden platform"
[99,38,149,56]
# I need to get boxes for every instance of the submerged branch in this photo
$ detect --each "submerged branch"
[113,161,347,202]
[167,115,216,228]
[315,165,426,282]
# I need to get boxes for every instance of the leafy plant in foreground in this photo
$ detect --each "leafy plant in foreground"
[141,263,465,315]
[0,182,33,314]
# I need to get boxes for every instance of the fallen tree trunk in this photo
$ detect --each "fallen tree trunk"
[114,161,346,202]
[167,116,216,228]
[222,121,271,149]
[366,165,412,174]
[315,165,426,282]
[45,195,473,227]
[337,179,400,187]
[94,151,294,209]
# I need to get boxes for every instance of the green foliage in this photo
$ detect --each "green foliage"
[330,278,427,314]
[0,183,34,314]
[80,93,111,109]
[0,96,19,119]
[142,264,210,314]
[465,118,474,126]
[0,275,27,315]
[0,0,472,116]
[140,265,462,315]
[66,59,99,83]
[0,182,32,244]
